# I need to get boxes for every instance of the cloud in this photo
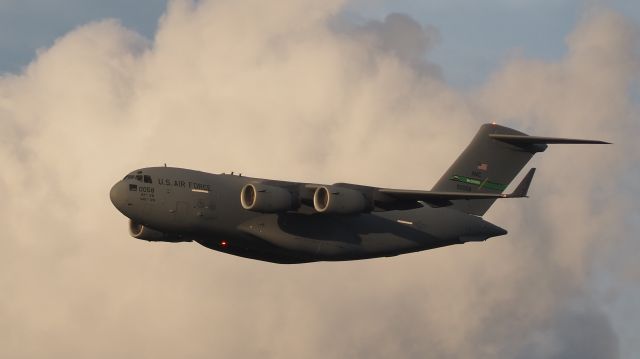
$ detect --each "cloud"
[332,12,442,76]
[0,1,638,357]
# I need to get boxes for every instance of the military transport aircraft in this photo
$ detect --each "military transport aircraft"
[110,124,608,263]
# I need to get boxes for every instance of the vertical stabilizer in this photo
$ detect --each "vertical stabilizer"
[432,123,609,215]
[431,124,538,215]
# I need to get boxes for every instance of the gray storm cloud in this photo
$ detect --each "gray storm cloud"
[1,0,638,358]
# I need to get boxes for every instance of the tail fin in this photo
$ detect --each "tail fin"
[431,123,609,216]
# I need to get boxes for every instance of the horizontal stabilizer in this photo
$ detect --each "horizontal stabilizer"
[490,134,610,153]
[489,134,611,145]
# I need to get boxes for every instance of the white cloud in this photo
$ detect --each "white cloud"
[0,1,637,357]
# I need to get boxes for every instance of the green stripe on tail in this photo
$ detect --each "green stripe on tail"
[450,175,508,192]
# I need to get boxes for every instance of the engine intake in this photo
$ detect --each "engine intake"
[313,186,368,214]
[129,220,188,242]
[240,183,295,213]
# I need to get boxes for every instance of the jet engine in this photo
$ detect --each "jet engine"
[240,183,295,213]
[129,220,187,242]
[313,186,368,214]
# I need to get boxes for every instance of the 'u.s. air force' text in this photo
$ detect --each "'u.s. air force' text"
[157,178,211,191]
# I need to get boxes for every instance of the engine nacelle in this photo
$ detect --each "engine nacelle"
[129,220,188,242]
[240,183,295,213]
[313,186,368,214]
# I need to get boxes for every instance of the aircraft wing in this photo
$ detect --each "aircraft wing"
[378,168,536,208]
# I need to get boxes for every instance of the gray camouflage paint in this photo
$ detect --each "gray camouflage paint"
[110,124,606,263]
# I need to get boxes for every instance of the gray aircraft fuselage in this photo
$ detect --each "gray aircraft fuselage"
[109,124,607,264]
[109,167,506,264]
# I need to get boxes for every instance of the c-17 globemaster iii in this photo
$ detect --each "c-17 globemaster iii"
[110,124,608,264]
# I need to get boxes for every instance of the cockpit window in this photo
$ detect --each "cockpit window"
[123,174,151,183]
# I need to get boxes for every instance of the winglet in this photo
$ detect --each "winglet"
[506,168,536,198]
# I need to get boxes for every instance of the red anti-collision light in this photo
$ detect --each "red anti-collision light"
[220,241,228,247]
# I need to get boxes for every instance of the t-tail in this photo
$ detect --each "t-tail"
[431,123,610,216]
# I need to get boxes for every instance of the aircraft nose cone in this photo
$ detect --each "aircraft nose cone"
[110,181,128,212]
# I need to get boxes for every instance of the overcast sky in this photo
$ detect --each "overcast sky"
[1,1,638,358]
